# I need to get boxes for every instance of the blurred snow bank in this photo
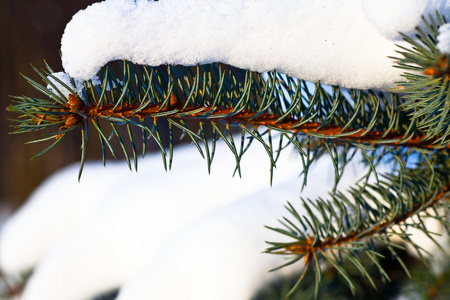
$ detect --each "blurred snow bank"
[116,183,299,300]
[0,137,447,299]
[0,136,350,299]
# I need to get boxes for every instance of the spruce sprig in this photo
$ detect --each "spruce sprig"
[394,12,450,145]
[265,157,450,297]
[6,10,450,298]
[8,60,447,183]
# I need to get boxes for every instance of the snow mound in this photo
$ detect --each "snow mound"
[0,139,446,299]
[60,0,450,90]
[0,137,368,300]
[0,137,302,299]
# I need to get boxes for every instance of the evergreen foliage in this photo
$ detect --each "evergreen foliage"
[7,12,450,299]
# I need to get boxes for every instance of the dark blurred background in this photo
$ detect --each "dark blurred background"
[0,1,103,210]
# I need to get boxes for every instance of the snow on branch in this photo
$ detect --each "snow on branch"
[61,0,450,90]
[438,23,450,54]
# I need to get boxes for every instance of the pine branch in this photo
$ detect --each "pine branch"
[254,248,450,299]
[6,9,450,300]
[260,13,450,297]
[265,158,450,297]
[0,270,30,299]
[8,57,448,184]
[9,14,449,173]
[394,13,450,145]
[24,94,450,149]
[29,93,450,149]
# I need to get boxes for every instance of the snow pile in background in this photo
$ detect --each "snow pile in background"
[0,137,369,300]
[437,23,450,54]
[0,162,123,275]
[60,0,450,90]
[0,137,447,299]
[117,186,300,300]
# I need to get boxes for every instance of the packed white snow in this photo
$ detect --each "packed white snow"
[437,23,450,54]
[46,72,121,98]
[60,0,450,91]
[46,72,85,98]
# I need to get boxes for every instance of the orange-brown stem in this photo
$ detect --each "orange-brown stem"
[58,96,448,149]
[284,183,450,264]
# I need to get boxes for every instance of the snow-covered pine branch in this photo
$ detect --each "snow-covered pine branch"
[2,0,450,299]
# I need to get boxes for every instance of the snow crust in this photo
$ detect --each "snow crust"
[437,23,450,54]
[60,0,450,91]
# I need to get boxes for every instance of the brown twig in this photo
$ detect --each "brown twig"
[282,184,450,265]
[56,94,449,150]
